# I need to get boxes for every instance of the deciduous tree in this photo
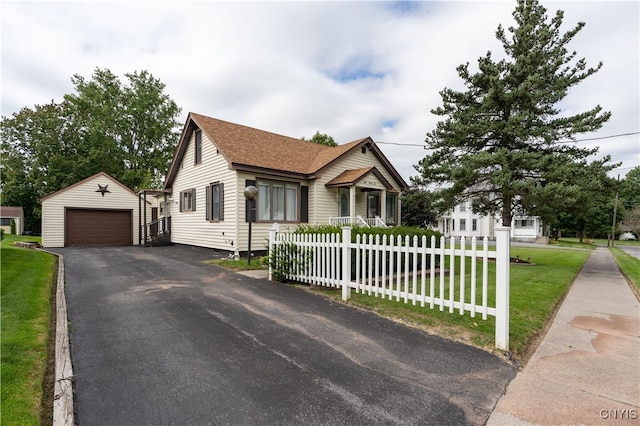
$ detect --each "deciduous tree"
[302,131,338,147]
[0,68,182,230]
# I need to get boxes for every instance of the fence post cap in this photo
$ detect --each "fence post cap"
[270,222,281,232]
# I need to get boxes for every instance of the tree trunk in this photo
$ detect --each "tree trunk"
[501,195,512,227]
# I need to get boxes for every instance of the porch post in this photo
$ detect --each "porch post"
[143,191,148,245]
[495,227,511,350]
[380,189,387,225]
[349,186,356,225]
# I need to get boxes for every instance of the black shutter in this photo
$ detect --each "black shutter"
[192,188,196,211]
[219,183,224,221]
[245,180,256,222]
[205,185,211,221]
[300,186,309,223]
[179,191,183,212]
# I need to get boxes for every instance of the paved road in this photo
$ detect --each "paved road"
[616,244,640,260]
[53,245,516,425]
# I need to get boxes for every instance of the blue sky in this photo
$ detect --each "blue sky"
[2,1,638,181]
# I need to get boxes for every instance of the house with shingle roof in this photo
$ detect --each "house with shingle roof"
[144,112,408,253]
[0,206,24,235]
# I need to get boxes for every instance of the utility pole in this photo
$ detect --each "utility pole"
[610,174,620,247]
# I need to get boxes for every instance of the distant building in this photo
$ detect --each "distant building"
[0,206,24,235]
[438,201,546,243]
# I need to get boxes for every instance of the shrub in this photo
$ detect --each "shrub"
[10,219,16,235]
[268,241,312,283]
[293,224,442,244]
[1,228,4,240]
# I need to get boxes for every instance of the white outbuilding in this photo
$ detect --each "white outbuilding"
[41,172,142,248]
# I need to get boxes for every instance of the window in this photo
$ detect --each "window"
[194,130,202,164]
[256,179,299,222]
[180,188,196,212]
[460,219,466,231]
[0,218,11,226]
[205,183,224,221]
[459,203,466,212]
[472,219,477,231]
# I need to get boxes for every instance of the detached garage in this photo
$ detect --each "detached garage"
[41,172,142,248]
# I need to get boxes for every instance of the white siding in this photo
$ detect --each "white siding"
[41,174,140,248]
[170,131,237,250]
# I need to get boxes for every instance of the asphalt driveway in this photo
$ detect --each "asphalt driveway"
[52,244,516,425]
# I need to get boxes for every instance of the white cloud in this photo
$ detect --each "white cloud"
[2,0,638,181]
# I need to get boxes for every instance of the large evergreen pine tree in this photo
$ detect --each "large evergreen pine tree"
[414,0,613,226]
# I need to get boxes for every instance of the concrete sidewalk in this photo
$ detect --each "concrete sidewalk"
[487,247,640,425]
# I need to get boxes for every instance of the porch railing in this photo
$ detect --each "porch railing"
[329,216,388,228]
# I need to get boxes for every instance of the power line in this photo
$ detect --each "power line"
[374,131,640,147]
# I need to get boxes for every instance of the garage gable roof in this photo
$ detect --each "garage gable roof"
[164,113,408,191]
[40,172,138,202]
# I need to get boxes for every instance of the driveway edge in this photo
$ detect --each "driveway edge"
[40,250,75,426]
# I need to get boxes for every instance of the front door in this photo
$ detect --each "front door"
[367,193,380,218]
[340,192,349,217]
[151,207,158,235]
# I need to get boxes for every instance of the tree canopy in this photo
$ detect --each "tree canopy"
[413,0,615,226]
[0,68,182,230]
[302,131,338,147]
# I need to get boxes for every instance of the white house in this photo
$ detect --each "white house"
[143,113,409,253]
[438,201,546,243]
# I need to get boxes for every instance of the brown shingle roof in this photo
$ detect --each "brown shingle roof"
[0,206,24,218]
[325,166,395,191]
[164,113,408,191]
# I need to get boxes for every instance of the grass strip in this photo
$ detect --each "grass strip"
[1,234,55,426]
[609,247,640,292]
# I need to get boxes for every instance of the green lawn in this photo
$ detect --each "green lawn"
[1,234,55,426]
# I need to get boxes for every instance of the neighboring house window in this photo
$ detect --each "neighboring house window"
[0,218,11,226]
[459,203,466,212]
[194,130,202,164]
[472,219,477,231]
[205,183,224,221]
[385,193,397,224]
[257,179,299,222]
[159,201,165,216]
[180,188,196,212]
[460,219,466,231]
[452,219,455,231]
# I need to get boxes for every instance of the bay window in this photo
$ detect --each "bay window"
[257,179,299,222]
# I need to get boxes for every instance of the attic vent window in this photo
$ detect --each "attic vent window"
[361,146,366,154]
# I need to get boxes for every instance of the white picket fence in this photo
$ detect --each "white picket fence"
[268,226,511,350]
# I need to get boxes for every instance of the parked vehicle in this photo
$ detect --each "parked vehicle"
[619,232,637,241]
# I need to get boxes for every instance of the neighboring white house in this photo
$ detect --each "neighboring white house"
[0,206,24,235]
[41,172,146,247]
[438,201,545,243]
[147,113,409,253]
